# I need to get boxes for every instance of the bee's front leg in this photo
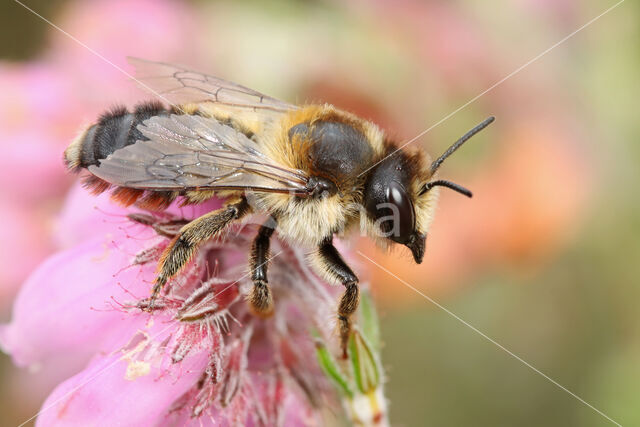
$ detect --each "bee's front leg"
[248,218,277,316]
[149,197,250,308]
[315,237,360,359]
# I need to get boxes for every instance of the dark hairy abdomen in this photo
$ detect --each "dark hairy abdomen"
[71,101,168,169]
[65,101,180,210]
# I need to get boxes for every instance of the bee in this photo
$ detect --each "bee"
[64,58,494,355]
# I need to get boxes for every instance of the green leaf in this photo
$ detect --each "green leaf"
[315,340,354,398]
[349,330,380,394]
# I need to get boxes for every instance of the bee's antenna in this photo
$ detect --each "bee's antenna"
[420,180,472,198]
[429,116,495,176]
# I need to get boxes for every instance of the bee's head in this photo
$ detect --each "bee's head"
[363,117,494,264]
[363,148,439,264]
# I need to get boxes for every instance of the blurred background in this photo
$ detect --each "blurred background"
[0,0,638,425]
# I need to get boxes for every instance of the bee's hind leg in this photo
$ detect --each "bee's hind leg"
[315,237,360,359]
[149,197,250,308]
[248,217,277,316]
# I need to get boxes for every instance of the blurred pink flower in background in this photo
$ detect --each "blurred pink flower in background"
[46,0,201,99]
[0,64,75,303]
[0,0,199,309]
[519,0,578,26]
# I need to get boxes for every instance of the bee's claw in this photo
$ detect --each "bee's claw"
[340,337,349,360]
[337,314,351,359]
[136,279,164,312]
[146,295,157,312]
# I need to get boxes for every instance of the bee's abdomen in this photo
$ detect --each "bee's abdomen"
[65,101,168,171]
[64,101,177,210]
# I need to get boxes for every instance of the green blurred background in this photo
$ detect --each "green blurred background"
[1,0,638,425]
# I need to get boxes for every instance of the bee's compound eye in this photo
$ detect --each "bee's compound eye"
[384,181,415,243]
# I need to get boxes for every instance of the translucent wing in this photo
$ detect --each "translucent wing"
[128,57,299,113]
[88,114,310,195]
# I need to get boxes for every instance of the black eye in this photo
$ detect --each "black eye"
[362,155,417,243]
[385,181,415,244]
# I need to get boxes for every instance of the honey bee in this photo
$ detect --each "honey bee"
[64,58,493,355]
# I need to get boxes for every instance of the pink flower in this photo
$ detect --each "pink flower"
[0,62,76,306]
[46,0,201,107]
[2,187,388,425]
[0,0,202,307]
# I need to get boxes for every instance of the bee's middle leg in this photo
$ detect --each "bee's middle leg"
[150,198,250,306]
[248,218,276,316]
[316,238,360,358]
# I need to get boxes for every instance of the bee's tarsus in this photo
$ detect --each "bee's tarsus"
[315,238,360,357]
[143,279,165,312]
[248,280,274,317]
[248,219,277,317]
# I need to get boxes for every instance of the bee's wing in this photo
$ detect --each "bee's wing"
[128,57,299,113]
[88,114,310,195]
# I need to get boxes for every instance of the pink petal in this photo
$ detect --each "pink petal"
[36,342,208,426]
[53,184,133,249]
[0,227,159,370]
